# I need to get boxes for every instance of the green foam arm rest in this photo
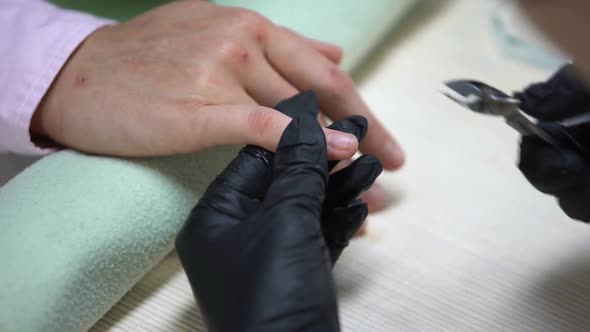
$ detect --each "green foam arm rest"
[0,147,239,331]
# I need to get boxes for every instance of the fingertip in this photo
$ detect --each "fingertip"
[380,140,406,170]
[358,119,404,171]
[327,115,368,142]
[324,129,358,160]
[324,199,368,248]
[350,199,369,222]
[357,154,384,179]
[324,154,383,209]
[518,136,585,195]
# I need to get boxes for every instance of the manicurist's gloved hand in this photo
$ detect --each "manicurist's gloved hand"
[518,65,590,222]
[175,93,382,331]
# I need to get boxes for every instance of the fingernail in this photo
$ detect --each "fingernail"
[328,133,356,151]
[327,116,368,143]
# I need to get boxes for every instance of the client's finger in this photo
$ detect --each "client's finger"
[244,57,298,107]
[178,104,358,160]
[280,27,343,64]
[265,28,404,170]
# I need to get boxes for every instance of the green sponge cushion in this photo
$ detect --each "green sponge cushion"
[0,1,418,331]
[0,148,239,332]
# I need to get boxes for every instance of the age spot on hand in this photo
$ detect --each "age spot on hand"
[74,73,89,87]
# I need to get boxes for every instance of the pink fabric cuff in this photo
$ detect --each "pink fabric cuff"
[0,1,114,155]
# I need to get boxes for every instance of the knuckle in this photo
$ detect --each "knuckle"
[192,67,224,89]
[188,109,207,133]
[214,38,249,65]
[322,66,355,97]
[182,108,209,150]
[230,8,269,36]
[184,63,205,82]
[176,96,210,112]
[187,64,236,96]
[247,108,278,140]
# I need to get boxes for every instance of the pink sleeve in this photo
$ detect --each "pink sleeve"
[0,0,114,155]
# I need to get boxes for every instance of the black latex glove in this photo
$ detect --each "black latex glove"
[176,92,382,332]
[517,64,590,222]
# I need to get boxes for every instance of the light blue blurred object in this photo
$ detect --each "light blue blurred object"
[492,2,568,71]
[0,1,421,331]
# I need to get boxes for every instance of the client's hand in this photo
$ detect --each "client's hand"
[31,0,404,170]
[175,93,382,331]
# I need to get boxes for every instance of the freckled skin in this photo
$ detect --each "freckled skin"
[240,51,249,63]
[75,74,88,87]
[29,0,397,213]
[29,0,402,169]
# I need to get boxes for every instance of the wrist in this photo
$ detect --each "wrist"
[28,25,112,147]
[28,52,71,148]
[29,99,49,143]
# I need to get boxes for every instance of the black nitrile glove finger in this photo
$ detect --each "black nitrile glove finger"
[323,199,369,264]
[558,182,590,222]
[519,136,586,195]
[273,91,376,264]
[273,90,368,171]
[274,90,319,118]
[325,155,383,210]
[322,155,382,264]
[327,116,368,170]
[174,145,275,326]
[176,94,342,332]
[259,106,329,215]
[239,107,340,332]
[176,146,273,249]
[515,64,590,121]
[516,64,590,222]
[327,115,368,143]
[274,90,368,140]
[519,136,590,222]
[323,155,381,264]
[520,136,590,222]
[274,91,368,144]
[516,63,590,158]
